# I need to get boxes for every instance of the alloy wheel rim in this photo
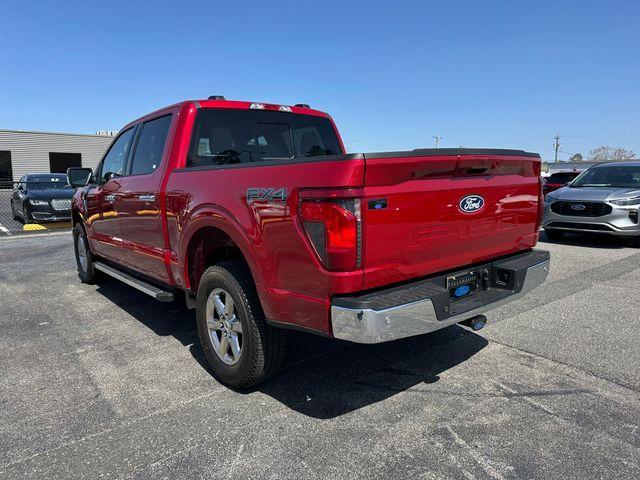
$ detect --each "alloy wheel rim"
[77,236,88,272]
[205,288,243,365]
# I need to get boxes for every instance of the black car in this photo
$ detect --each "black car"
[10,173,75,223]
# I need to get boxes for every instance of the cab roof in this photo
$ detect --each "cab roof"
[121,98,332,132]
[191,99,329,118]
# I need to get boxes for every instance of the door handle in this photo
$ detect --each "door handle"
[138,194,156,202]
[104,194,117,202]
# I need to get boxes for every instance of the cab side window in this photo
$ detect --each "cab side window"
[100,128,135,183]
[129,115,172,175]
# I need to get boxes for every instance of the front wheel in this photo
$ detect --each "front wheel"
[196,261,286,388]
[22,205,31,223]
[73,223,102,284]
[11,201,20,221]
[544,228,564,241]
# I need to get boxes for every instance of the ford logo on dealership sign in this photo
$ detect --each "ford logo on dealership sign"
[459,194,485,213]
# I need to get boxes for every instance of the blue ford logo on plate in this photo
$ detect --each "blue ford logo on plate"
[459,195,485,213]
[454,285,471,298]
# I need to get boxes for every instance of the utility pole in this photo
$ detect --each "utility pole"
[553,134,561,163]
[433,136,442,148]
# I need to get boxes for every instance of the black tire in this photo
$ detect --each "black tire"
[73,223,102,284]
[196,261,286,388]
[22,205,31,223]
[11,201,19,221]
[544,228,564,241]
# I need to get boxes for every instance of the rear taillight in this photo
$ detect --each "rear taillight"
[299,190,362,271]
[536,176,544,231]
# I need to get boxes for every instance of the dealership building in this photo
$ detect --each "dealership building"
[0,129,115,184]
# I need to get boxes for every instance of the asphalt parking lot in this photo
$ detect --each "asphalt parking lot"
[1,232,639,479]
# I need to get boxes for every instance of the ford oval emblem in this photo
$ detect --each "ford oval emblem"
[571,203,586,211]
[459,195,485,213]
[454,285,471,298]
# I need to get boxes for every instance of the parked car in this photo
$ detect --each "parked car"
[67,97,550,388]
[544,162,640,243]
[543,170,583,195]
[11,173,75,223]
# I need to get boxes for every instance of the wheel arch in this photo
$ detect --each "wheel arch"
[180,211,264,295]
[71,207,83,227]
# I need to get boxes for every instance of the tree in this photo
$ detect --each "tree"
[569,153,583,162]
[589,146,636,162]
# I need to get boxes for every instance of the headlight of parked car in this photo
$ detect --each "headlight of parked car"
[29,199,49,206]
[609,197,640,206]
[544,195,556,204]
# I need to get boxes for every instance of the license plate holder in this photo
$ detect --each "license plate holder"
[446,271,478,300]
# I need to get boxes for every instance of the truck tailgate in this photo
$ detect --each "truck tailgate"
[362,150,541,289]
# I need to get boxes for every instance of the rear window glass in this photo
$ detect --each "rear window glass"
[129,115,172,175]
[187,109,342,167]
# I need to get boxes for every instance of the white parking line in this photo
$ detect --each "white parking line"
[496,382,556,415]
[444,424,507,480]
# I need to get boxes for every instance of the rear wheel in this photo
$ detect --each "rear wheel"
[544,228,564,241]
[196,261,286,388]
[73,223,102,284]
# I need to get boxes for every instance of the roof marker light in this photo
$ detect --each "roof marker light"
[250,103,266,110]
[278,106,292,112]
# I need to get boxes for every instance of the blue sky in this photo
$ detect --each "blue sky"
[1,0,638,160]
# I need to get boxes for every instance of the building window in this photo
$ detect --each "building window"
[49,152,82,173]
[0,151,12,184]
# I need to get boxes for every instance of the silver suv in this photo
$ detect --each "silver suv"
[543,162,640,244]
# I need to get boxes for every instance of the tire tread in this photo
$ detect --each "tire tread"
[198,261,286,388]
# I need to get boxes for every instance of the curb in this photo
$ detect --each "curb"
[0,230,72,241]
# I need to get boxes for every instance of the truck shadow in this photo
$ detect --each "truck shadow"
[254,327,487,419]
[96,280,488,419]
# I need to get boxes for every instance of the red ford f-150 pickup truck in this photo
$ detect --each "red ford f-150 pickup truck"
[67,97,550,387]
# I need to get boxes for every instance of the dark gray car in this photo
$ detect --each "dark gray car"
[543,162,640,243]
[10,173,75,223]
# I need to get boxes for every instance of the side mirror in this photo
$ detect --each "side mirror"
[17,184,24,191]
[67,167,93,188]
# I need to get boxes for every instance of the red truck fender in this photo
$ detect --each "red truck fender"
[175,202,267,296]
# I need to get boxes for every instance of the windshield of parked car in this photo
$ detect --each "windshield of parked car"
[188,109,343,167]
[24,174,72,189]
[570,165,640,188]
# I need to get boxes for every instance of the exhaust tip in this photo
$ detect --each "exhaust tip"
[461,315,487,331]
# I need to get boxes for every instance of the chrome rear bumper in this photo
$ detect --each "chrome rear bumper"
[331,250,550,344]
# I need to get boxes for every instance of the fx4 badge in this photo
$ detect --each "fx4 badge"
[246,187,288,204]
